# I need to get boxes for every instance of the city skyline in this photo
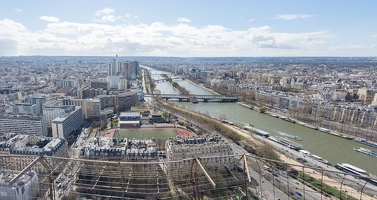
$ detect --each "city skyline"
[1,0,377,57]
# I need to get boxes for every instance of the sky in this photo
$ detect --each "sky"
[1,0,377,57]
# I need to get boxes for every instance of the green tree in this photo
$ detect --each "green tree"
[259,106,266,113]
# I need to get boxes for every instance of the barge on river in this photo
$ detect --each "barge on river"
[268,135,303,150]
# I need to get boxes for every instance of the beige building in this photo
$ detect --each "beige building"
[165,135,234,175]
[357,89,375,105]
[86,99,101,119]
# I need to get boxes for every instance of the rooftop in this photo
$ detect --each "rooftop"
[120,112,140,117]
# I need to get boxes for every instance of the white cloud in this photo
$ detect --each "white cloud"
[94,7,118,22]
[371,34,377,38]
[0,17,376,57]
[40,16,60,23]
[95,7,115,16]
[275,14,314,20]
[249,18,254,22]
[13,7,22,12]
[93,7,137,23]
[178,18,191,23]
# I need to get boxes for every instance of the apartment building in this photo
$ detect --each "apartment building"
[52,106,83,138]
[165,135,234,174]
[0,170,39,200]
[0,114,47,136]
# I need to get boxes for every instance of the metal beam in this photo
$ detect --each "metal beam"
[191,159,200,200]
[195,158,216,189]
[9,156,49,185]
[243,155,252,185]
[92,166,106,189]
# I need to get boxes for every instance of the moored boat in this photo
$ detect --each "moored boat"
[283,133,302,141]
[311,154,329,165]
[354,139,377,148]
[280,117,296,123]
[354,147,377,158]
[318,127,330,133]
[269,135,303,150]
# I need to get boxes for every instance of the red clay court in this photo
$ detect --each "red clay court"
[98,127,194,139]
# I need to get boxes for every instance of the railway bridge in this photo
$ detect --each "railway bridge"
[145,94,238,102]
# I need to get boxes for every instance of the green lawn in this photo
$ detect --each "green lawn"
[117,129,177,140]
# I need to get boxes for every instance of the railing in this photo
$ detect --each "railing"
[0,154,376,199]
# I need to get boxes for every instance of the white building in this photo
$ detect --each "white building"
[165,135,234,173]
[52,106,83,138]
[0,171,39,200]
[0,114,47,136]
[27,96,47,114]
[9,103,37,115]
[86,99,101,119]
[43,100,78,127]
[107,75,121,90]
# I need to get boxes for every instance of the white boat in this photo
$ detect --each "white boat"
[283,133,302,141]
[318,127,330,133]
[354,147,377,158]
[311,154,329,164]
[335,163,368,177]
[269,136,303,150]
[299,150,311,156]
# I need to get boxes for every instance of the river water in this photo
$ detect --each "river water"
[147,67,377,175]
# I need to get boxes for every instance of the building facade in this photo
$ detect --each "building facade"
[165,135,234,174]
[9,103,37,115]
[52,106,83,138]
[117,92,138,112]
[0,114,47,136]
[0,170,39,200]
[43,100,77,127]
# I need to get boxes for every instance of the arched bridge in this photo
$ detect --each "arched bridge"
[145,94,238,102]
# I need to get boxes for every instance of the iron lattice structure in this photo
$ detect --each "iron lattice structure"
[0,154,375,200]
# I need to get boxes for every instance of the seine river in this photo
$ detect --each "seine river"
[148,68,377,175]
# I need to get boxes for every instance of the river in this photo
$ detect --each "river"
[146,67,377,175]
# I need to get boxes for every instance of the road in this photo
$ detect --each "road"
[231,143,293,200]
[255,133,377,199]
[54,127,88,199]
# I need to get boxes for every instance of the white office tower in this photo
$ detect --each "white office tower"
[107,55,121,89]
[118,78,127,90]
[107,75,121,89]
[115,54,119,73]
[108,55,120,76]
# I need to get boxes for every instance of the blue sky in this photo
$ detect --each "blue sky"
[1,0,377,57]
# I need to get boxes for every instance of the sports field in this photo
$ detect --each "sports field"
[117,129,177,140]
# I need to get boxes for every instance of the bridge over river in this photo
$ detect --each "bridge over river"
[145,94,238,102]
[152,76,184,83]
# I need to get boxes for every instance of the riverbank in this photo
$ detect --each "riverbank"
[185,78,220,95]
[239,101,376,147]
[155,99,374,199]
[279,155,376,200]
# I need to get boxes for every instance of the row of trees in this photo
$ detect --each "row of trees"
[145,69,156,93]
[155,99,283,161]
[162,74,190,95]
[171,82,190,95]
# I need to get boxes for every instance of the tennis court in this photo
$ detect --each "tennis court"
[117,129,177,140]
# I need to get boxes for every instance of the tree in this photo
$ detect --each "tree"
[259,106,266,113]
[288,168,299,178]
[61,193,78,200]
[219,113,226,121]
[345,92,352,101]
